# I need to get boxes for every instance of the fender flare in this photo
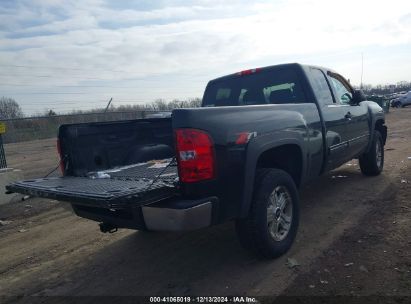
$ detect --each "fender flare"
[364,103,386,152]
[239,134,306,217]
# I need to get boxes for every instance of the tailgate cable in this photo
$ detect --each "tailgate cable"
[44,155,67,178]
[141,157,177,196]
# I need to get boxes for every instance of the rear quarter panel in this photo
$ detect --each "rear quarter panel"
[172,103,323,221]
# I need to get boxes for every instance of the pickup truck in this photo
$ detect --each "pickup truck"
[7,63,387,259]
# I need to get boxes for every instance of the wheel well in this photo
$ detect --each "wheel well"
[256,144,303,187]
[375,120,387,145]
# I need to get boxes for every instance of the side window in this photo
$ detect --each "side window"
[264,83,297,104]
[213,88,233,106]
[238,89,249,105]
[309,68,334,106]
[329,75,353,105]
[216,88,231,100]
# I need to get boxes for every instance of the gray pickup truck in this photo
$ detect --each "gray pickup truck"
[7,63,387,258]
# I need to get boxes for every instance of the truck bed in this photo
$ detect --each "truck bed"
[7,159,178,209]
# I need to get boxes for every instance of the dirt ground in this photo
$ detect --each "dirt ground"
[0,108,410,301]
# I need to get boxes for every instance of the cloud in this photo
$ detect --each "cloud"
[0,0,411,114]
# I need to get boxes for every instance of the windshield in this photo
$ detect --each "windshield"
[202,68,306,107]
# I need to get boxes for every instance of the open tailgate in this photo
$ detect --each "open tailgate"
[6,160,178,209]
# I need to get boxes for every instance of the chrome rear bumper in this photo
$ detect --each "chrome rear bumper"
[142,197,217,231]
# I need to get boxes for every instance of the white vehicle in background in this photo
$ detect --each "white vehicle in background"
[391,91,411,108]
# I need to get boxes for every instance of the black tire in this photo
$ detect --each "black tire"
[235,168,299,259]
[359,130,384,176]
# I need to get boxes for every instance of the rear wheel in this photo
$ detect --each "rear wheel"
[235,169,299,259]
[359,130,384,176]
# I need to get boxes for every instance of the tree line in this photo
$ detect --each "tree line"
[360,81,411,95]
[0,97,202,120]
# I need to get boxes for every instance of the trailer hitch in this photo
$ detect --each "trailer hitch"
[99,222,118,233]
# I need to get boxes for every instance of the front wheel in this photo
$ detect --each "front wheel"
[359,130,384,176]
[235,169,299,259]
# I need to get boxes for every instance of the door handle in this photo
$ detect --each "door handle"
[345,112,352,120]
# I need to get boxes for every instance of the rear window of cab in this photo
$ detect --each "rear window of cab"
[203,68,306,107]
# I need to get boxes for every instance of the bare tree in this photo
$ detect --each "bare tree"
[152,98,202,110]
[0,97,24,119]
[187,97,202,107]
[46,109,57,116]
[151,99,169,111]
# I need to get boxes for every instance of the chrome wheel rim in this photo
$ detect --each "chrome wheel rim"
[266,186,293,241]
[376,139,382,169]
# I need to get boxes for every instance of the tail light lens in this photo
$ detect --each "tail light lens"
[175,128,215,183]
[56,139,65,175]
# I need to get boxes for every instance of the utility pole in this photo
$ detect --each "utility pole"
[0,122,7,169]
[360,52,364,90]
[104,97,113,113]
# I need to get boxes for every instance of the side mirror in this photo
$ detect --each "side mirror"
[351,89,366,104]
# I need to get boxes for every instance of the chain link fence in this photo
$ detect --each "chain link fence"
[1,110,167,144]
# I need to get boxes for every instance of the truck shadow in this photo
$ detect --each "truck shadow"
[48,166,390,296]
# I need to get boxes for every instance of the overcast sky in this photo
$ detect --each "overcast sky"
[1,0,411,114]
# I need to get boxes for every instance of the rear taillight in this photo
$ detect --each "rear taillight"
[57,139,65,175]
[175,128,215,183]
